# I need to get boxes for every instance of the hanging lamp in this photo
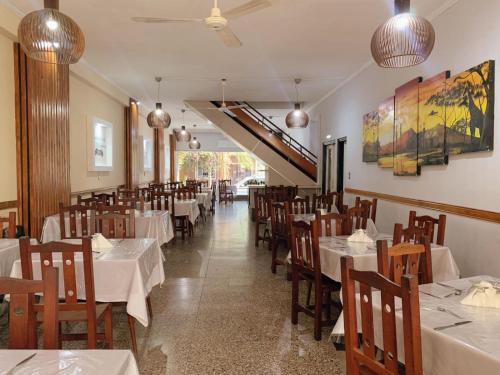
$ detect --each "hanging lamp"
[285,79,309,129]
[371,0,435,68]
[18,0,85,64]
[189,137,201,150]
[147,77,171,129]
[174,109,192,142]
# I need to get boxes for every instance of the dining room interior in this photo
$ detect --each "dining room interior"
[0,0,499,374]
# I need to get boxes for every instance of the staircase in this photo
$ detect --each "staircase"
[185,100,318,185]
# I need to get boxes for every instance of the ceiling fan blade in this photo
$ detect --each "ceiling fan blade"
[216,27,242,48]
[224,0,271,20]
[131,17,203,24]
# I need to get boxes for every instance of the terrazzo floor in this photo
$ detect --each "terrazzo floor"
[0,201,346,374]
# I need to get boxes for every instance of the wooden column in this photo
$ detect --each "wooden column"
[125,100,139,188]
[154,128,165,183]
[14,43,71,239]
[169,134,176,182]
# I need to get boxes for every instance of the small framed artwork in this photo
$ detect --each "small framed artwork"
[143,138,153,171]
[88,117,113,171]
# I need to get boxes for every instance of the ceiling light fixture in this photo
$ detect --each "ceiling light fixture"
[371,0,435,68]
[285,78,309,129]
[174,109,192,142]
[147,77,171,129]
[189,137,201,150]
[18,0,85,64]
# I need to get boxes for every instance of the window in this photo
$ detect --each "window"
[143,138,153,171]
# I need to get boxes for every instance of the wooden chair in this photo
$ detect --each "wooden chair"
[218,180,234,204]
[0,211,16,238]
[312,194,333,213]
[328,191,344,212]
[137,187,151,202]
[355,196,378,223]
[345,206,366,233]
[117,196,145,212]
[173,192,192,240]
[116,188,139,199]
[290,219,341,341]
[166,181,181,190]
[341,256,423,375]
[59,203,96,239]
[269,201,290,273]
[77,195,99,207]
[149,183,165,193]
[91,192,116,205]
[150,191,171,211]
[210,181,217,215]
[254,193,271,248]
[408,211,446,245]
[0,267,59,349]
[289,196,311,214]
[176,188,195,200]
[96,204,136,239]
[314,211,349,237]
[19,238,113,349]
[393,222,433,245]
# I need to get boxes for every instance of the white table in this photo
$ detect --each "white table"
[196,192,212,210]
[10,238,164,327]
[0,350,139,374]
[340,276,500,375]
[40,210,174,246]
[0,239,21,277]
[174,199,199,224]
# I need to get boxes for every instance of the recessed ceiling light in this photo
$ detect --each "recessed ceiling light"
[326,134,332,140]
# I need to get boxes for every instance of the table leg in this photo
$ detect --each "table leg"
[127,314,138,355]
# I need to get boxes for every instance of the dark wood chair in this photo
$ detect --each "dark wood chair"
[96,204,136,239]
[355,196,378,223]
[176,188,195,200]
[341,256,423,375]
[269,201,290,273]
[91,192,116,205]
[408,211,446,245]
[0,267,59,349]
[254,193,271,248]
[137,187,152,202]
[150,191,171,211]
[345,206,366,233]
[289,196,311,214]
[218,179,234,204]
[174,192,192,240]
[328,191,344,212]
[149,183,165,193]
[314,211,349,237]
[117,188,139,199]
[166,181,181,190]
[117,196,145,212]
[0,211,16,238]
[77,195,99,207]
[312,194,333,213]
[290,219,341,341]
[19,237,113,349]
[210,181,217,215]
[59,203,96,239]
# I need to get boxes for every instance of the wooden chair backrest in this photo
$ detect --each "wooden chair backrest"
[59,203,96,239]
[0,267,59,349]
[91,192,116,205]
[341,256,422,375]
[408,211,446,245]
[328,191,344,212]
[117,196,145,212]
[137,187,151,202]
[96,204,136,238]
[289,218,321,279]
[312,194,333,213]
[0,211,16,238]
[19,238,100,347]
[289,196,311,215]
[77,195,99,207]
[176,188,195,200]
[355,197,378,223]
[166,182,181,190]
[255,193,271,220]
[314,211,348,237]
[117,188,139,199]
[151,191,173,212]
[269,201,289,238]
[149,183,165,193]
[345,206,366,233]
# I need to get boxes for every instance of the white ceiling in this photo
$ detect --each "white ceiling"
[7,0,450,129]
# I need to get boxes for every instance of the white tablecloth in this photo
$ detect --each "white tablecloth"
[10,238,164,327]
[40,210,174,246]
[0,350,139,374]
[196,192,212,210]
[337,276,500,375]
[0,239,21,277]
[174,199,199,224]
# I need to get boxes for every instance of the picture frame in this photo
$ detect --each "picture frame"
[143,138,153,171]
[87,117,113,172]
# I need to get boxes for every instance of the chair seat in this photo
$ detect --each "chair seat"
[299,272,341,290]
[37,303,110,322]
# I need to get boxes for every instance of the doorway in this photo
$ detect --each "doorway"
[322,142,335,194]
[336,137,346,193]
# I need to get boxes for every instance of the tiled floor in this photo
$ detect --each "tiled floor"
[0,201,346,374]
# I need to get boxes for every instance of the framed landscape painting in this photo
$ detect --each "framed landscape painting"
[378,97,395,168]
[394,77,422,176]
[362,110,378,162]
[418,71,450,166]
[445,60,495,155]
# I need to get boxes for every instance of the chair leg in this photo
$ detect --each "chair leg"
[314,282,323,341]
[127,314,138,355]
[271,238,278,274]
[291,269,299,325]
[306,280,313,306]
[105,306,113,349]
[254,222,260,247]
[147,296,153,320]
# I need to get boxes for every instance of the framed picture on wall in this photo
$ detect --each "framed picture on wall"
[87,117,113,171]
[143,138,153,171]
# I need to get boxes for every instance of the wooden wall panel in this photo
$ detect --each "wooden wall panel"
[154,128,165,183]
[14,43,71,239]
[125,100,139,188]
[169,134,176,182]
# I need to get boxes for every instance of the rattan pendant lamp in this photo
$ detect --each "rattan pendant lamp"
[285,78,309,129]
[147,77,172,129]
[174,109,192,142]
[18,0,85,64]
[371,0,435,68]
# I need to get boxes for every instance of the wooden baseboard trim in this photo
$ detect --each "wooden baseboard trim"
[0,200,18,211]
[345,188,500,224]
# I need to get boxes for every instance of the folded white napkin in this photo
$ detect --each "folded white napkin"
[366,219,379,238]
[91,233,114,253]
[461,280,500,308]
[347,229,375,244]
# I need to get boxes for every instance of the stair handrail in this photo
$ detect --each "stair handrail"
[234,101,318,165]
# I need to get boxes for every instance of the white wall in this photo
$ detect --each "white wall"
[310,0,500,277]
[138,114,154,184]
[175,131,242,152]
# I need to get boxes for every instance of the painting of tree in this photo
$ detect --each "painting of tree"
[378,97,395,168]
[394,77,422,176]
[362,110,378,162]
[418,71,450,166]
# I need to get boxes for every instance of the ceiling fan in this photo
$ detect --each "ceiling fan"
[203,79,248,113]
[131,0,272,48]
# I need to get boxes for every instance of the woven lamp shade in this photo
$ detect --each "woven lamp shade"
[174,126,192,142]
[371,13,435,68]
[147,103,171,129]
[18,8,85,64]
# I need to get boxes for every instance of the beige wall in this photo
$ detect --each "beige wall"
[138,114,154,185]
[0,32,16,214]
[69,74,126,193]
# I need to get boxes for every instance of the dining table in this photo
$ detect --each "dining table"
[0,349,139,374]
[195,192,212,210]
[0,239,23,277]
[10,238,164,327]
[338,276,500,375]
